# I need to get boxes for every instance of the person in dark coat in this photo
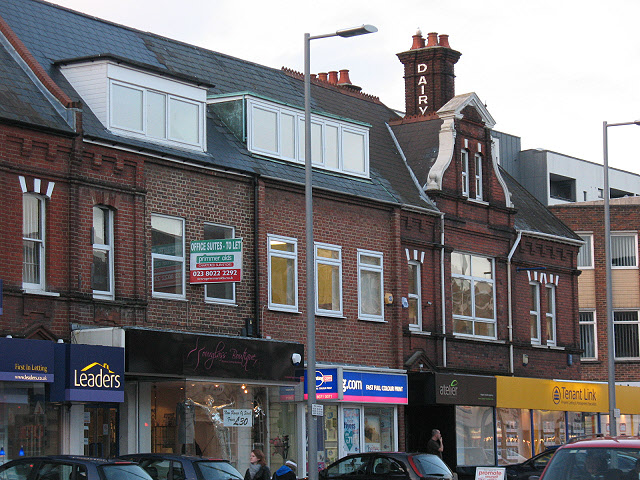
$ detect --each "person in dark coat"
[272,460,297,480]
[426,429,443,458]
[245,449,271,480]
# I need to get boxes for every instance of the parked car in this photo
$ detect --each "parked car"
[318,452,455,480]
[534,435,640,479]
[505,446,560,480]
[120,453,243,480]
[0,455,150,480]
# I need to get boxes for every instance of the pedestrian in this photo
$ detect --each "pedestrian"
[245,449,271,480]
[272,460,297,480]
[427,429,443,458]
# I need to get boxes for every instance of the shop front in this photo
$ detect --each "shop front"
[0,337,125,462]
[301,366,408,472]
[496,376,640,463]
[117,327,304,473]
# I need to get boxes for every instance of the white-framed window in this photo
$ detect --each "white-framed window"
[92,206,114,299]
[110,80,204,150]
[268,235,298,312]
[545,284,556,346]
[22,194,46,291]
[474,153,483,200]
[151,214,185,299]
[204,223,235,304]
[614,310,640,359]
[579,310,597,360]
[530,282,541,345]
[577,233,593,269]
[408,261,422,330]
[357,249,384,321]
[611,233,638,268]
[461,150,469,197]
[451,252,496,338]
[245,97,370,177]
[315,243,342,316]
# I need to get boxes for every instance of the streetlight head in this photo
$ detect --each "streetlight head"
[336,24,378,38]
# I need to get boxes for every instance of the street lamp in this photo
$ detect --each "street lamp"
[603,119,640,436]
[304,24,377,480]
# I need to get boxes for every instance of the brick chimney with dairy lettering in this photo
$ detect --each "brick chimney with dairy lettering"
[396,29,461,118]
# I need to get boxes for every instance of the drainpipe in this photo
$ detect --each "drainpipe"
[253,175,261,337]
[440,213,447,368]
[507,231,522,374]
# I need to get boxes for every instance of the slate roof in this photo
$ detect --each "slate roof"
[0,0,433,211]
[0,0,579,242]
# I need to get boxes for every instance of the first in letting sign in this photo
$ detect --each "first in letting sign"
[190,238,243,284]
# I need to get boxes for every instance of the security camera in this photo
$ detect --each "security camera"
[291,353,302,366]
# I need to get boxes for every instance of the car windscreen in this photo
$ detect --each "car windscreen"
[409,454,452,477]
[100,464,154,480]
[194,461,244,480]
[542,447,640,480]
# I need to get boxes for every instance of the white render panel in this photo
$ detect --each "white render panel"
[60,62,109,124]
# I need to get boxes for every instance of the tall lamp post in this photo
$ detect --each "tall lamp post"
[603,119,640,436]
[304,24,376,480]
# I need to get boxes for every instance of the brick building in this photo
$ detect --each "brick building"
[0,1,625,476]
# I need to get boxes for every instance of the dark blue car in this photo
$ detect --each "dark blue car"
[0,455,150,480]
[120,453,243,480]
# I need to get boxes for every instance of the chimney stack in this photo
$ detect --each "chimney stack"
[328,71,339,84]
[396,30,461,118]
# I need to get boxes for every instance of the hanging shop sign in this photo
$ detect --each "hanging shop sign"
[0,337,55,382]
[126,328,303,383]
[51,343,125,402]
[303,369,408,404]
[189,238,242,284]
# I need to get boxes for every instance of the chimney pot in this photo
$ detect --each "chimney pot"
[328,71,339,84]
[427,32,438,47]
[338,69,352,85]
[411,29,425,50]
[438,34,450,48]
[318,72,328,82]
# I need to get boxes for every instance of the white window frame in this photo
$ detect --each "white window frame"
[408,260,422,331]
[474,153,483,201]
[577,233,594,269]
[545,284,556,346]
[530,281,541,345]
[245,97,370,178]
[267,234,299,312]
[92,206,115,299]
[611,232,638,269]
[357,249,384,322]
[315,242,343,317]
[613,310,640,360]
[204,223,236,305]
[579,310,597,360]
[109,80,205,151]
[451,252,497,339]
[461,150,469,197]
[151,214,186,299]
[22,193,46,292]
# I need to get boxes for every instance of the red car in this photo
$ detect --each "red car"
[535,435,640,480]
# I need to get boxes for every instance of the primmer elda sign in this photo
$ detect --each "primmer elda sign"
[126,328,303,383]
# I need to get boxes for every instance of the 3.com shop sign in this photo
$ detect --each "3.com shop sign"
[190,238,243,284]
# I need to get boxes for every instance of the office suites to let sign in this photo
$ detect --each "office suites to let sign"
[190,238,243,284]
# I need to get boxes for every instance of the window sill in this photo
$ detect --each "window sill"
[531,344,564,351]
[22,289,60,297]
[205,299,238,307]
[93,293,114,301]
[468,198,489,206]
[452,334,504,344]
[152,294,188,301]
[268,306,300,314]
[358,317,387,323]
[316,313,345,319]
[409,328,431,336]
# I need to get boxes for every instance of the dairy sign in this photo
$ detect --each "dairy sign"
[190,238,242,284]
[416,63,429,115]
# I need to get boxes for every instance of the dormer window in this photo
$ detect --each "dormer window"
[211,96,370,177]
[60,60,207,151]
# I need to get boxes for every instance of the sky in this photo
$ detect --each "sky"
[44,0,640,174]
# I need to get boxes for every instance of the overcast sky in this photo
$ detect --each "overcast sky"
[45,0,640,174]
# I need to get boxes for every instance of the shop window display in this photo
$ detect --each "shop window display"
[363,407,394,452]
[455,405,494,466]
[0,382,61,461]
[533,410,565,454]
[268,388,298,471]
[342,408,360,456]
[496,408,531,465]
